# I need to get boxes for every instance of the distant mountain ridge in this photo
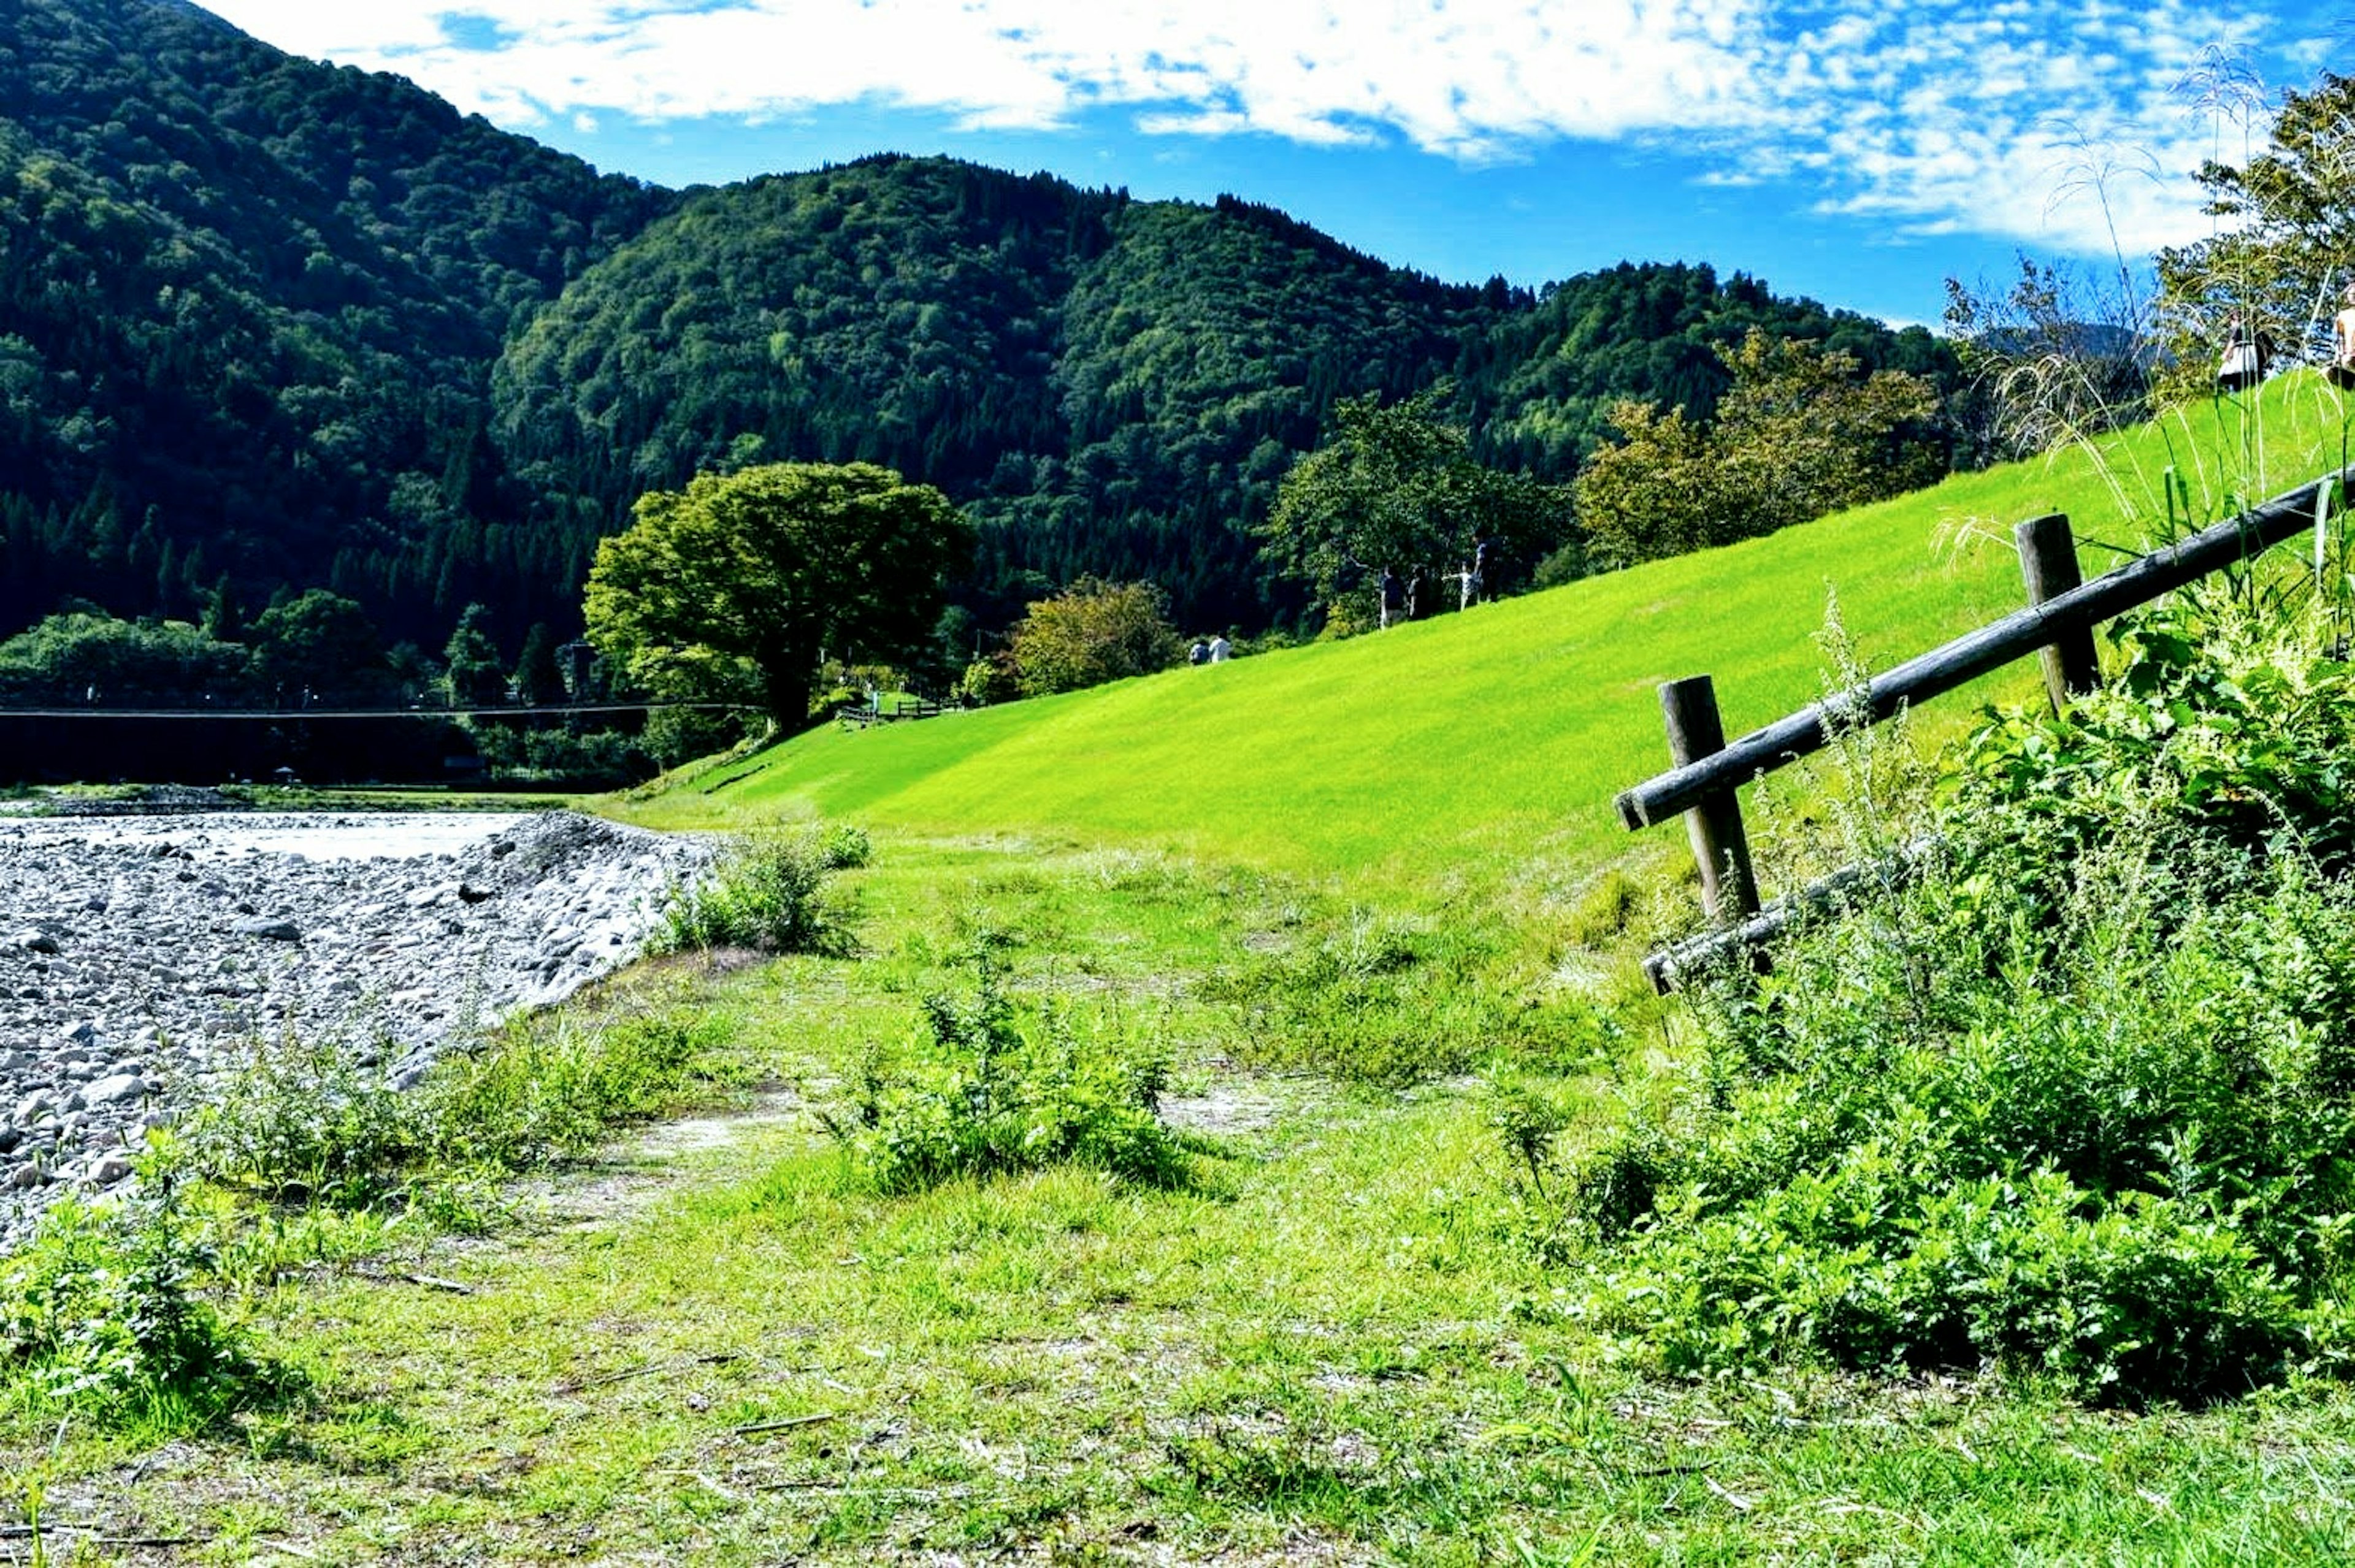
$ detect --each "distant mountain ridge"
[0,0,674,642]
[0,0,1958,651]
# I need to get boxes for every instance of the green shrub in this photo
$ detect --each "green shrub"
[178,1033,432,1207]
[179,1003,736,1209]
[0,1174,262,1421]
[424,1008,735,1172]
[656,825,861,954]
[1537,591,2355,1402]
[824,940,1189,1193]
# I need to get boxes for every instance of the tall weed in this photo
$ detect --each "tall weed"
[0,1169,274,1423]
[655,823,867,955]
[178,999,737,1208]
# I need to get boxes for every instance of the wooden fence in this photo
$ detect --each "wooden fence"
[1617,464,2353,992]
[837,697,950,729]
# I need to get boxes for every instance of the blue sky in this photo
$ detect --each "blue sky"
[197,0,2340,327]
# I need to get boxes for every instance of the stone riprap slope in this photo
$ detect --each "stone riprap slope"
[1,810,711,1246]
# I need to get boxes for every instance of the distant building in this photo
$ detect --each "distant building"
[558,641,598,700]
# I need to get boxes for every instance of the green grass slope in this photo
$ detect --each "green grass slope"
[627,376,2355,885]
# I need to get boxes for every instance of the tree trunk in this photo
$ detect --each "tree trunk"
[759,642,819,735]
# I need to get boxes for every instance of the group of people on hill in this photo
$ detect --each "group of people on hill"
[2218,282,2355,394]
[1187,633,1231,666]
[1374,538,1499,630]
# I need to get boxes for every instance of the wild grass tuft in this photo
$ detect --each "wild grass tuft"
[1206,908,1615,1085]
[9,990,744,1433]
[822,936,1193,1192]
[177,1000,738,1211]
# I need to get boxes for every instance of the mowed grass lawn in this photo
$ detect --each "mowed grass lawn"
[628,375,2355,889]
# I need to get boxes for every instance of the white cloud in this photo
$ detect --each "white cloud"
[193,0,2332,259]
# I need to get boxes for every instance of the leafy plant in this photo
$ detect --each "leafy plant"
[176,1033,432,1209]
[1541,587,2355,1402]
[0,1169,267,1422]
[425,1007,737,1172]
[178,1000,737,1210]
[655,824,864,955]
[823,938,1189,1192]
[1008,577,1186,695]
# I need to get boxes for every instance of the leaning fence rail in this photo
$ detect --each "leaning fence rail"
[1616,465,2351,991]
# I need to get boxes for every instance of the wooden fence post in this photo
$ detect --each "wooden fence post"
[2014,513,2102,711]
[1658,675,1760,925]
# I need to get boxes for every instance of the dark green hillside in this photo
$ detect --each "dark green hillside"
[1014,196,1477,627]
[492,158,1109,566]
[0,0,672,641]
[497,155,1959,633]
[491,160,1485,631]
[1478,259,1958,473]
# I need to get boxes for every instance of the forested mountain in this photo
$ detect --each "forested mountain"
[0,0,673,644]
[498,160,1957,632]
[1,0,1959,657]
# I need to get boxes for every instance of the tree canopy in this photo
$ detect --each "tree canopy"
[1576,331,1945,567]
[1008,578,1185,696]
[583,462,973,729]
[1258,388,1569,630]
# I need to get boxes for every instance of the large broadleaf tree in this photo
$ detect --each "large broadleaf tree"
[584,461,973,730]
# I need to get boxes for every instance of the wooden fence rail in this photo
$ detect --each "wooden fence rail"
[837,698,949,729]
[1617,464,2350,990]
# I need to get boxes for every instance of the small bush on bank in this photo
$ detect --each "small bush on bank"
[822,938,1189,1192]
[427,1008,735,1172]
[1530,589,2355,1403]
[178,999,737,1209]
[655,824,865,955]
[178,1034,431,1208]
[0,1173,269,1422]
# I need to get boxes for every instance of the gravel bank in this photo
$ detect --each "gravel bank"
[1,809,712,1249]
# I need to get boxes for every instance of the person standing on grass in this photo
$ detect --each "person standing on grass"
[2332,283,2355,389]
[1379,567,1403,629]
[1208,632,1232,664]
[2218,311,2272,393]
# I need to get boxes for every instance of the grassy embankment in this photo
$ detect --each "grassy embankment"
[10,377,2355,1563]
[628,375,2355,885]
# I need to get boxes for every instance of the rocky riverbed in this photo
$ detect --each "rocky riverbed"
[1,809,713,1249]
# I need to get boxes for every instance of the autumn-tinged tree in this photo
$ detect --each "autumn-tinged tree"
[1008,577,1185,696]
[584,461,972,729]
[1715,331,1946,521]
[1577,331,1944,567]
